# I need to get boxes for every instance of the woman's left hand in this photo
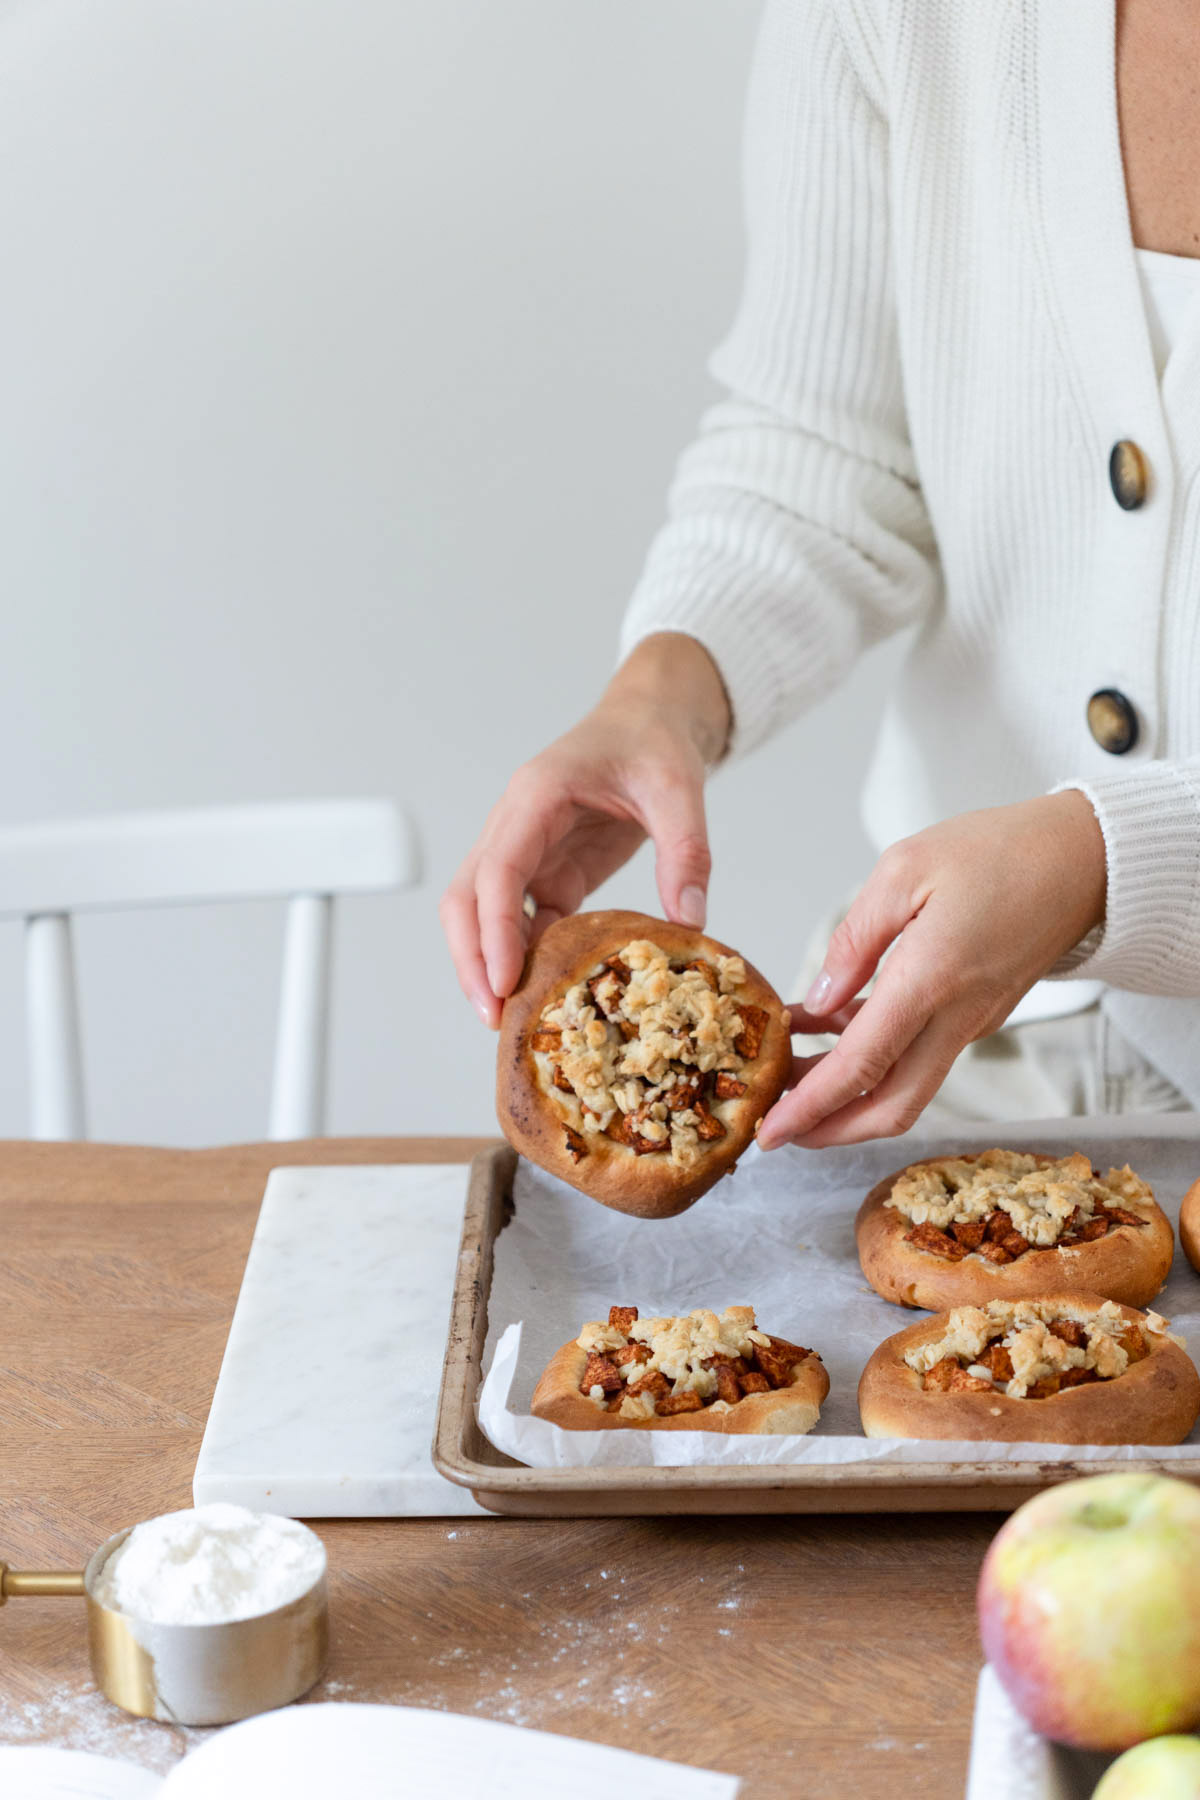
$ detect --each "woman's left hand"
[757,791,1107,1150]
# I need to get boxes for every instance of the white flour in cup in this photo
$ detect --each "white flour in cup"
[91,1504,325,1624]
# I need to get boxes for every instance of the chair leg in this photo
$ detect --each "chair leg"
[26,913,87,1140]
[269,893,332,1140]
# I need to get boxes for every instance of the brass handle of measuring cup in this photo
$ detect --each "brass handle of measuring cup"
[0,1562,85,1601]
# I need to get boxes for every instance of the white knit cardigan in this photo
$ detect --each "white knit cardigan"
[620,0,1200,1106]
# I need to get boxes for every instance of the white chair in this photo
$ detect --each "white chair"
[0,799,418,1141]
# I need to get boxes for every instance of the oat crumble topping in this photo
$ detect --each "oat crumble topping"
[904,1298,1179,1400]
[574,1305,813,1419]
[532,939,768,1170]
[885,1149,1154,1265]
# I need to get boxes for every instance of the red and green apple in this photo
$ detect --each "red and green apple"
[978,1473,1200,1751]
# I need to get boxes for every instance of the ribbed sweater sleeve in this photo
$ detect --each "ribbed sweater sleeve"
[619,0,940,758]
[1049,763,1200,997]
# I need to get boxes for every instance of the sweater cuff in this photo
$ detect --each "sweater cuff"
[1047,763,1200,995]
[618,548,791,761]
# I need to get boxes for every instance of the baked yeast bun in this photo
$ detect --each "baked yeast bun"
[1180,1177,1200,1274]
[531,1304,829,1434]
[858,1294,1199,1444]
[497,910,791,1217]
[856,1149,1173,1311]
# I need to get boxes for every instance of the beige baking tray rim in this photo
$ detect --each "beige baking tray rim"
[432,1144,1200,1516]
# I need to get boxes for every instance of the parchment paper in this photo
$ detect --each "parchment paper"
[476,1114,1200,1468]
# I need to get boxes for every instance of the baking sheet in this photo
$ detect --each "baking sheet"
[476,1115,1200,1468]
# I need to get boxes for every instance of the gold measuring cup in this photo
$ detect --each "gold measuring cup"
[1,1524,328,1726]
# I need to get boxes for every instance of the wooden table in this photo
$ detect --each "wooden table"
[0,1138,994,1796]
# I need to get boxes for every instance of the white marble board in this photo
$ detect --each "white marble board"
[193,1164,487,1517]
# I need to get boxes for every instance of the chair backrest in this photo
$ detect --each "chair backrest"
[2,799,418,1141]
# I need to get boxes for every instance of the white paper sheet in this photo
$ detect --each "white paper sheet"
[477,1114,1200,1469]
[160,1703,738,1799]
[965,1666,1112,1800]
[0,1748,160,1799]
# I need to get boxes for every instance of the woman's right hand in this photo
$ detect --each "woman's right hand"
[440,633,730,1026]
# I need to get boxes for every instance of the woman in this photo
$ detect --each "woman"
[442,0,1200,1149]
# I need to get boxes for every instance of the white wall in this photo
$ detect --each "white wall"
[0,0,904,1143]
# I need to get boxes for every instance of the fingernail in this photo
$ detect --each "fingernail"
[679,885,706,928]
[472,990,493,1026]
[804,971,833,1014]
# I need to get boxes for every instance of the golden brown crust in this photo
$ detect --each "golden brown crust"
[858,1294,1200,1444]
[531,1339,829,1435]
[1181,1177,1200,1274]
[855,1154,1174,1311]
[495,910,792,1218]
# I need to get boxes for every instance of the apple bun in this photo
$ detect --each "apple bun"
[1179,1175,1200,1274]
[496,910,791,1218]
[531,1304,828,1435]
[856,1149,1173,1311]
[858,1294,1200,1445]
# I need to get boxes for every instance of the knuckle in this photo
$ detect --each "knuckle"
[651,765,706,818]
[877,836,920,888]
[506,762,545,806]
[663,759,701,795]
[670,830,712,876]
[970,1007,1008,1043]
[438,881,468,923]
[873,1100,919,1139]
[643,752,698,798]
[889,1098,926,1136]
[957,1001,997,1043]
[485,856,530,898]
[898,950,953,1009]
[826,915,862,968]
[924,970,963,1015]
[843,1046,893,1094]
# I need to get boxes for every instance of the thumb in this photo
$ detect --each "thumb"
[639,768,712,929]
